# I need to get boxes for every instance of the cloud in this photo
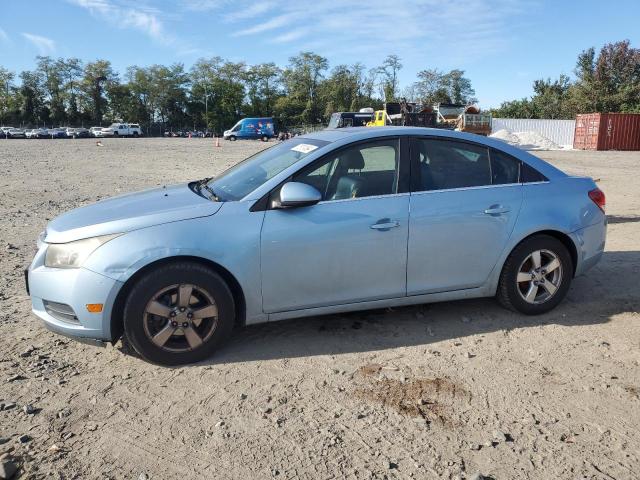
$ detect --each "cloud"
[22,32,56,54]
[67,0,170,44]
[220,0,528,64]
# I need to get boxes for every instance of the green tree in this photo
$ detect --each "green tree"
[243,62,282,117]
[81,60,116,124]
[377,54,402,101]
[36,56,65,125]
[0,67,15,125]
[58,58,84,125]
[282,52,328,124]
[413,68,476,105]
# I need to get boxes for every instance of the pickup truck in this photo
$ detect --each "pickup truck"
[96,123,143,137]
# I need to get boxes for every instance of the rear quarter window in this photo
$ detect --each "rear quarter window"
[521,162,548,183]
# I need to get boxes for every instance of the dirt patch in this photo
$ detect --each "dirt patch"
[625,385,640,399]
[355,374,471,427]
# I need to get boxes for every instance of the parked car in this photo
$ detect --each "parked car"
[6,128,26,138]
[48,128,67,139]
[96,122,143,137]
[26,127,606,365]
[26,129,39,139]
[223,117,274,141]
[89,126,103,137]
[66,127,90,138]
[34,128,50,139]
[1,126,14,138]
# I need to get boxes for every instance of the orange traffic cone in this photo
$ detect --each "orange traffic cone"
[215,136,221,147]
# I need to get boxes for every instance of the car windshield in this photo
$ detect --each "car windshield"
[327,114,340,129]
[206,138,330,201]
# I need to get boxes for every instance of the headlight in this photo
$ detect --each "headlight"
[45,234,120,269]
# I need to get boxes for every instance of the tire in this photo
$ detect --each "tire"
[261,135,269,142]
[123,261,235,366]
[497,234,573,315]
[229,135,236,141]
[133,131,139,137]
[113,132,118,137]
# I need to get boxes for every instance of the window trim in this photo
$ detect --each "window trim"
[251,136,410,212]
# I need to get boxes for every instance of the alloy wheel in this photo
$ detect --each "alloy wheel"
[516,249,563,305]
[143,283,219,352]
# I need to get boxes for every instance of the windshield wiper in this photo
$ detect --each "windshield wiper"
[201,183,220,202]
[194,177,220,202]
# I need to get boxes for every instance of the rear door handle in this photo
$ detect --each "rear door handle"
[484,205,510,215]
[370,219,400,230]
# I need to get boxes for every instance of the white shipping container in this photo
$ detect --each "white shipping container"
[492,118,576,148]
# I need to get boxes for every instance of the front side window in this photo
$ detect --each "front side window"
[415,138,491,191]
[293,139,399,201]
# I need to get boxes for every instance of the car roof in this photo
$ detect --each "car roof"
[300,126,566,180]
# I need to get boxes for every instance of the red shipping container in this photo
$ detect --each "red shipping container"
[574,113,640,151]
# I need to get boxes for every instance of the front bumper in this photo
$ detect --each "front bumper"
[27,248,123,341]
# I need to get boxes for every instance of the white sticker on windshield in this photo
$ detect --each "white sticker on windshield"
[291,143,318,154]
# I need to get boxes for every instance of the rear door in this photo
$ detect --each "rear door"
[407,137,523,295]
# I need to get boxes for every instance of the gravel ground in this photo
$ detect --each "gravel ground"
[0,137,639,480]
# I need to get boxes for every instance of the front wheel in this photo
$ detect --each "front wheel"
[229,135,236,141]
[497,235,573,315]
[261,135,269,142]
[123,262,235,365]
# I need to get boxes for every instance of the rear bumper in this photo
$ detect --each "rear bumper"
[27,252,122,341]
[573,219,607,276]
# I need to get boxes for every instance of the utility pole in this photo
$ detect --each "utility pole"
[204,82,208,132]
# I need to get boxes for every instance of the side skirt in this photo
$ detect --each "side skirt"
[264,286,489,323]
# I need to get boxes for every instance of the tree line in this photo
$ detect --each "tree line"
[491,40,640,119]
[0,53,476,134]
[1,39,636,132]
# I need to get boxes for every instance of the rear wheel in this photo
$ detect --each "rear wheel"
[261,135,269,142]
[123,262,235,365]
[133,131,139,137]
[497,235,573,315]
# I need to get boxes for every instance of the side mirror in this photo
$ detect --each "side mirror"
[277,182,322,208]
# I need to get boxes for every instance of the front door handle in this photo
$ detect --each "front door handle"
[370,219,400,230]
[484,205,510,216]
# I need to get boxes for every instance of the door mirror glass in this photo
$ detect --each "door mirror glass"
[277,182,322,208]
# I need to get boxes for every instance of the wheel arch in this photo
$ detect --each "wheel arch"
[109,255,246,342]
[503,229,578,278]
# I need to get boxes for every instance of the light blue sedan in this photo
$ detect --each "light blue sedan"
[26,127,607,365]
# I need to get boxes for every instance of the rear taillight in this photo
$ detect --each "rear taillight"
[588,188,606,213]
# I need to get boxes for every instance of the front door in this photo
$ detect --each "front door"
[260,137,410,313]
[407,137,523,295]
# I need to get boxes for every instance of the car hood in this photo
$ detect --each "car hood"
[45,183,222,243]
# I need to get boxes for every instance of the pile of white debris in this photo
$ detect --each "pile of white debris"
[490,129,566,150]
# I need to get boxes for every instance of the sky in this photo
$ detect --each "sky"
[0,0,639,107]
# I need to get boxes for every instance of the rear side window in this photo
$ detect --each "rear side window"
[490,149,520,185]
[414,138,491,191]
[521,162,548,183]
